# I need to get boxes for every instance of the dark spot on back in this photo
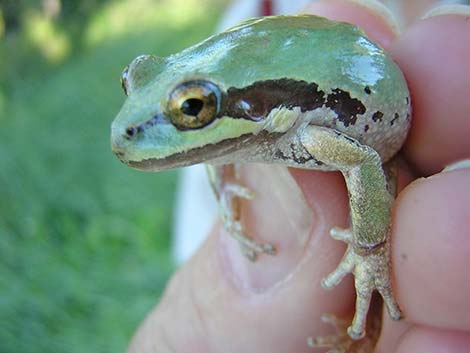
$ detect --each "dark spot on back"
[364,124,369,132]
[325,88,366,127]
[390,113,399,126]
[405,96,410,105]
[372,111,384,122]
[364,86,371,94]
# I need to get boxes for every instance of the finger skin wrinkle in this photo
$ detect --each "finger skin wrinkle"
[188,269,215,353]
[157,323,179,353]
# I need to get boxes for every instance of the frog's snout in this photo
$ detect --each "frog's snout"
[110,131,128,160]
[111,111,165,161]
[121,113,165,142]
[110,123,134,162]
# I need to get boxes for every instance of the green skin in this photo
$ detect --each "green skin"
[111,15,411,349]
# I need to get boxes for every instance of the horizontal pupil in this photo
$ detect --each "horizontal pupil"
[181,98,204,116]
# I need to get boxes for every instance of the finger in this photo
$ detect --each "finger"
[393,327,470,353]
[377,323,470,353]
[376,167,470,352]
[128,166,352,353]
[390,10,470,175]
[303,0,399,48]
[394,168,470,330]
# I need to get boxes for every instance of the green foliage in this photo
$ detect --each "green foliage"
[0,0,112,33]
[0,1,223,352]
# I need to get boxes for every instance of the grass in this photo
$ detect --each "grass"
[0,2,223,352]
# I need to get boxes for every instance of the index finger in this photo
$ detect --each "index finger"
[390,12,470,175]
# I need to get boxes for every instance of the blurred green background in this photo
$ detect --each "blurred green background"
[0,0,225,352]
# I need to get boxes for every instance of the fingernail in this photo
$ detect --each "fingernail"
[442,159,470,172]
[348,0,401,34]
[218,165,314,292]
[422,4,470,19]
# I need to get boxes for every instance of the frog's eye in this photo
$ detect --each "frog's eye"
[167,80,221,130]
[120,65,130,96]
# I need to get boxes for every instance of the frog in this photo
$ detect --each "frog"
[111,15,411,352]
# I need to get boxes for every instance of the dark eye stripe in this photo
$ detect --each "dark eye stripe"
[221,79,325,121]
[220,79,367,128]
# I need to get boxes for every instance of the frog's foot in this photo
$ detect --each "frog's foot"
[220,182,276,261]
[321,227,403,340]
[309,295,383,353]
[308,314,352,353]
[227,220,277,261]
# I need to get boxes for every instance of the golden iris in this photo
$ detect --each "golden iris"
[167,80,221,129]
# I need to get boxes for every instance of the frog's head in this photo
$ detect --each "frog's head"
[111,51,274,171]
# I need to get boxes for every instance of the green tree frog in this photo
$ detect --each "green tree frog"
[111,15,411,351]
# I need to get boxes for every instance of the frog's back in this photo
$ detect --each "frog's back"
[190,15,371,86]
[172,15,411,162]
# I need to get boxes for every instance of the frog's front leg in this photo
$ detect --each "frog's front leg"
[299,126,403,340]
[205,164,276,261]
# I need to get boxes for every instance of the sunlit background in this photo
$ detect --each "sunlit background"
[0,1,225,352]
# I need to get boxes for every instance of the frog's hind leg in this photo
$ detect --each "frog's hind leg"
[205,164,276,261]
[299,126,403,341]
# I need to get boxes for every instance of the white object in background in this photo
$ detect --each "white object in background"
[274,0,315,14]
[215,0,260,31]
[172,165,218,264]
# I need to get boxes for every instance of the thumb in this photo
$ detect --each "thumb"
[127,165,353,353]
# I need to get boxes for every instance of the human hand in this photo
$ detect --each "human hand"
[126,1,470,352]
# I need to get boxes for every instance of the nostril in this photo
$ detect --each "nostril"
[123,126,139,140]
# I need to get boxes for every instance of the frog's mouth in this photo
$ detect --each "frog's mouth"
[125,132,256,172]
[127,150,208,171]
[121,129,282,172]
